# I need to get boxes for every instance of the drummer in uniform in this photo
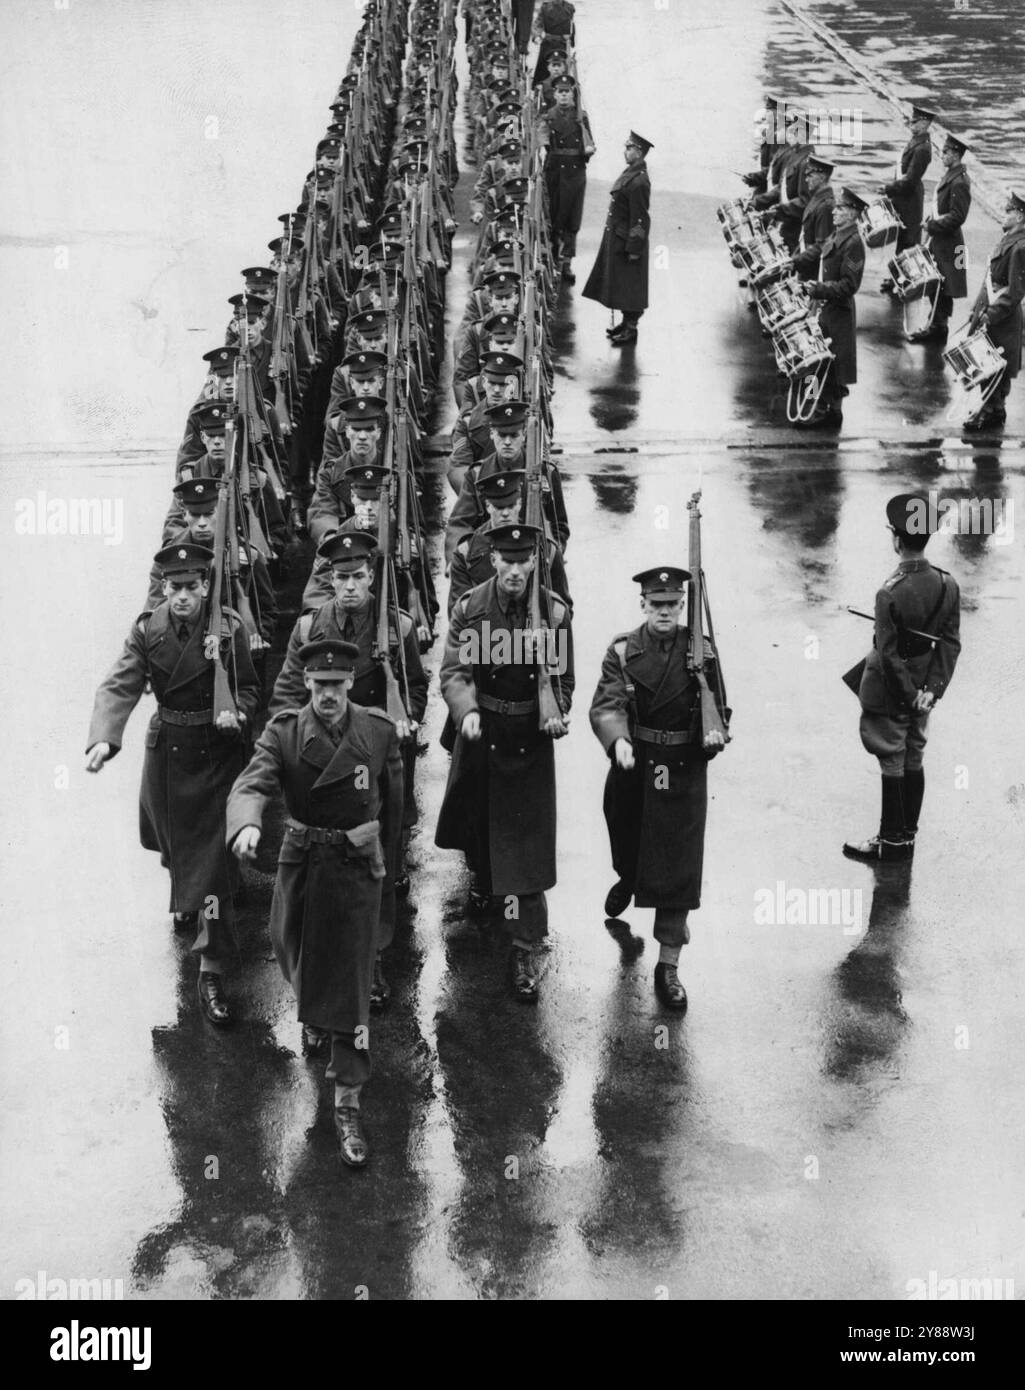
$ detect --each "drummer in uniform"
[916,133,971,344]
[880,105,935,292]
[801,186,867,429]
[790,156,837,282]
[964,189,1025,432]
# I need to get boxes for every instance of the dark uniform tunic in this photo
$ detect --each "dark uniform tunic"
[753,143,814,251]
[791,185,836,282]
[925,161,971,307]
[541,108,593,258]
[884,129,932,251]
[532,0,575,84]
[590,624,725,915]
[225,703,402,1083]
[856,557,961,774]
[582,160,651,314]
[446,449,570,561]
[86,603,260,956]
[969,224,1025,397]
[436,577,573,940]
[809,219,866,391]
[449,521,571,615]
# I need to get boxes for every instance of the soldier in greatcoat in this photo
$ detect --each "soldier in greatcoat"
[435,523,573,1003]
[917,132,972,343]
[227,639,403,1168]
[964,189,1025,432]
[589,567,727,1012]
[85,543,260,1026]
[801,186,868,429]
[843,495,961,862]
[880,105,934,288]
[790,156,837,282]
[539,76,595,282]
[582,131,653,344]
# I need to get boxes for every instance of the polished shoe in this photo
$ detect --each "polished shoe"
[467,880,491,915]
[196,971,231,1025]
[173,911,198,932]
[605,322,621,338]
[610,328,638,345]
[842,834,914,863]
[334,1106,369,1168]
[369,957,391,1013]
[394,873,411,898]
[654,963,688,1011]
[511,947,539,1004]
[301,1024,328,1058]
[604,878,634,918]
[963,408,1004,434]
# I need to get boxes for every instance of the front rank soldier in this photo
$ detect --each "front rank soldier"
[540,76,595,283]
[790,156,836,282]
[227,640,403,1169]
[155,480,276,657]
[880,106,935,292]
[271,531,427,968]
[801,186,868,430]
[843,494,961,862]
[435,522,574,1003]
[85,543,260,1026]
[964,188,1025,433]
[917,132,972,344]
[448,469,571,613]
[589,567,727,1012]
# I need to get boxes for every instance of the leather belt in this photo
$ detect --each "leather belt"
[158,707,213,726]
[477,694,538,716]
[632,725,693,746]
[285,817,349,846]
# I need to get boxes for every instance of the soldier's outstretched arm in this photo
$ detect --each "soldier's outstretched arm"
[439,598,480,727]
[225,719,286,856]
[589,641,631,753]
[85,619,150,768]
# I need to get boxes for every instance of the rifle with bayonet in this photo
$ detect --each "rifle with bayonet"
[686,491,731,749]
[524,355,564,731]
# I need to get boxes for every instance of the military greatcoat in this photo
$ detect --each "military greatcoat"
[225,703,403,1034]
[582,160,651,313]
[884,129,932,250]
[925,161,971,300]
[969,224,1025,379]
[809,220,866,385]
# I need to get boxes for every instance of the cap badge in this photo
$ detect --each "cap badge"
[660,571,668,581]
[178,549,187,560]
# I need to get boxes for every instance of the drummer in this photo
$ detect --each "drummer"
[963,189,1025,433]
[791,156,837,282]
[880,106,935,294]
[800,185,867,430]
[916,132,972,345]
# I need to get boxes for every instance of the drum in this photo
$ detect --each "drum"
[738,227,792,288]
[859,196,903,251]
[943,328,1007,422]
[772,317,833,380]
[755,275,810,334]
[887,245,941,302]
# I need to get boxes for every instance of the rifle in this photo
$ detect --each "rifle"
[373,476,411,726]
[205,461,239,723]
[686,491,731,746]
[524,355,563,730]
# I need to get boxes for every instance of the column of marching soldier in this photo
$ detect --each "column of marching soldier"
[722,95,1024,432]
[85,0,737,1170]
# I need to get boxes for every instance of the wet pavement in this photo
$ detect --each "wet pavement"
[2,0,1024,1300]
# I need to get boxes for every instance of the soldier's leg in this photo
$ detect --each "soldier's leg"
[509,891,546,1004]
[844,711,913,861]
[903,711,930,838]
[653,910,689,1011]
[327,1031,372,1167]
[193,893,236,1025]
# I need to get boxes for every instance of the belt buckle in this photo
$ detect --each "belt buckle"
[497,699,510,716]
[655,729,669,745]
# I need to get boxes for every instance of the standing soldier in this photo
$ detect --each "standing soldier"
[85,544,260,1025]
[917,132,971,344]
[583,131,653,344]
[226,640,403,1168]
[539,75,596,283]
[589,567,727,1012]
[843,494,961,862]
[435,522,574,1002]
[880,106,935,293]
[532,0,575,85]
[964,189,1025,433]
[801,186,868,430]
[790,155,837,282]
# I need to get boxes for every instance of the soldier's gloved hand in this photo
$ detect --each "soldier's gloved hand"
[396,719,416,740]
[543,714,568,738]
[233,826,261,862]
[912,690,935,713]
[703,730,726,755]
[461,711,482,741]
[85,742,111,773]
[471,210,484,224]
[613,737,635,771]
[215,710,243,733]
[249,634,269,653]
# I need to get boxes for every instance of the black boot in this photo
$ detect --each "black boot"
[904,768,925,841]
[843,775,913,861]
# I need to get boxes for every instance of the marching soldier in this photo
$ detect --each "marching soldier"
[85,543,260,1026]
[448,469,571,613]
[435,522,574,1003]
[448,350,523,492]
[964,189,1025,433]
[582,130,652,344]
[308,396,386,545]
[800,186,867,430]
[589,567,727,1011]
[226,639,403,1168]
[917,132,971,344]
[880,105,935,290]
[843,494,961,862]
[532,0,575,85]
[539,75,596,283]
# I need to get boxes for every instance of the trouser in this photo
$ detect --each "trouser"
[325,1030,372,1089]
[653,908,690,948]
[860,706,930,775]
[619,310,643,329]
[935,290,953,328]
